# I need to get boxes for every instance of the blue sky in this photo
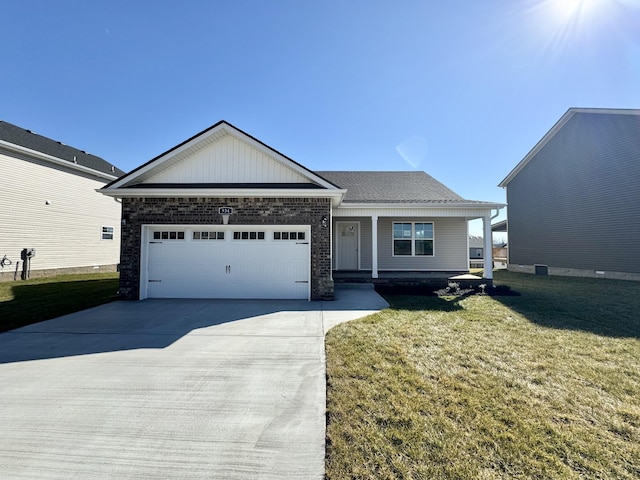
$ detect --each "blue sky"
[3,0,640,234]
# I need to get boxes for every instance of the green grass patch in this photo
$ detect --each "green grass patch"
[326,271,640,479]
[0,273,120,332]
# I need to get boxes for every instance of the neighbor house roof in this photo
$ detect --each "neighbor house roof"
[498,107,640,187]
[317,171,495,205]
[0,120,124,178]
[469,236,484,248]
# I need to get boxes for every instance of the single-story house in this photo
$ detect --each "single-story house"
[0,121,124,281]
[499,107,640,281]
[100,121,504,300]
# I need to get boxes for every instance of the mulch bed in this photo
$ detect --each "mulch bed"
[376,285,520,297]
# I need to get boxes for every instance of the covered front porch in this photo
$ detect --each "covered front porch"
[330,205,500,284]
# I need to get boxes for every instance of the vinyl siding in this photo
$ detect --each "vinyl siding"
[0,151,121,272]
[378,217,468,271]
[144,134,312,184]
[507,112,640,274]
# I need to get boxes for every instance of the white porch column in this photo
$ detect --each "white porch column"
[483,214,493,281]
[371,214,379,279]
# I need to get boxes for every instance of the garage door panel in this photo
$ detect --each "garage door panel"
[144,227,310,300]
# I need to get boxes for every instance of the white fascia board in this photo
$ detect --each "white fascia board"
[0,140,118,181]
[106,129,222,189]
[339,202,506,209]
[100,187,347,206]
[334,202,505,219]
[228,127,338,190]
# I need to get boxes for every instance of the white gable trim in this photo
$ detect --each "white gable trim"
[105,121,338,190]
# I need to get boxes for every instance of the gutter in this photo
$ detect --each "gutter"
[0,140,118,181]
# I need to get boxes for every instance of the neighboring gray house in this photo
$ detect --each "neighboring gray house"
[469,236,484,259]
[0,121,124,281]
[499,108,640,281]
[100,121,503,300]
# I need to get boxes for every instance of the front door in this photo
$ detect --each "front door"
[337,222,359,270]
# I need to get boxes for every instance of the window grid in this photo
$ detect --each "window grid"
[193,231,225,240]
[233,231,266,240]
[101,226,114,240]
[153,231,185,240]
[392,222,433,256]
[274,232,306,241]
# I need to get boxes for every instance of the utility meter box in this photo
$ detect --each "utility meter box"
[21,248,36,260]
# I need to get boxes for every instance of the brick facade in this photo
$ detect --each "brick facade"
[119,197,333,300]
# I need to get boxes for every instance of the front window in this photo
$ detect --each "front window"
[393,222,433,256]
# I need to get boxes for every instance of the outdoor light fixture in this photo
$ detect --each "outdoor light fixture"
[321,216,328,228]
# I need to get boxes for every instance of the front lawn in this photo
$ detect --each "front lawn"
[326,271,640,479]
[0,273,120,332]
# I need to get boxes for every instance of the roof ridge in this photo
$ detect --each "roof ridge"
[0,120,124,177]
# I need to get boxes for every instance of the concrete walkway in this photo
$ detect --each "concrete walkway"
[0,285,388,479]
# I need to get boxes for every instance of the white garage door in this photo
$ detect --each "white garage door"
[143,226,310,300]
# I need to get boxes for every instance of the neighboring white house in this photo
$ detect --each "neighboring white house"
[0,121,124,281]
[100,121,503,300]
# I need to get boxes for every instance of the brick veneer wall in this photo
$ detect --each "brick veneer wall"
[119,197,333,300]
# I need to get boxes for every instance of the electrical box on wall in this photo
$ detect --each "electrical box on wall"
[21,248,36,260]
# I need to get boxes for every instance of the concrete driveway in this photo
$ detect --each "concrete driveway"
[0,285,388,479]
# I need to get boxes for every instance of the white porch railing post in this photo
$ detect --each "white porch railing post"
[371,214,379,279]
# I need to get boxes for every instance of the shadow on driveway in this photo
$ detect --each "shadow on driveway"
[0,286,389,364]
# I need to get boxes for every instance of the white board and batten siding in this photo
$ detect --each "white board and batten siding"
[144,134,313,184]
[0,153,121,273]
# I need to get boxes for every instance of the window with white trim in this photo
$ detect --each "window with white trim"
[393,222,433,256]
[101,226,114,240]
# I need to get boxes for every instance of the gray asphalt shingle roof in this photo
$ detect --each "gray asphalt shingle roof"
[0,120,124,177]
[316,171,488,204]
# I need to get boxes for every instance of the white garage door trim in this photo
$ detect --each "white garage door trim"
[139,224,311,300]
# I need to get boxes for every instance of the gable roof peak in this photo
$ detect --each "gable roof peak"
[499,107,640,187]
[102,120,343,194]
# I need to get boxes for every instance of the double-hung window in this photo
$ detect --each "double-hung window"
[393,222,433,256]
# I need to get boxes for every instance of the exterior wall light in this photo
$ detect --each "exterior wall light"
[321,216,328,229]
